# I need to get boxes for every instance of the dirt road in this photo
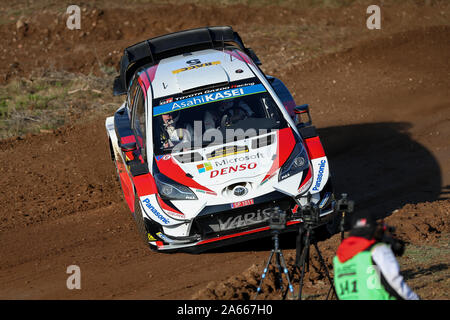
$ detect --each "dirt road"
[0,1,448,299]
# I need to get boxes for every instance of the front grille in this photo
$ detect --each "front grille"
[191,197,294,238]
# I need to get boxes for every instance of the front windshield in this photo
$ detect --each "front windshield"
[152,80,288,155]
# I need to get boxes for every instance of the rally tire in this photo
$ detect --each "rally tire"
[133,196,150,245]
[109,139,120,182]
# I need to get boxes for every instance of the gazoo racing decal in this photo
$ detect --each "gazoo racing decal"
[210,162,257,178]
[219,208,273,231]
[312,159,327,191]
[172,61,221,74]
[153,84,267,116]
[158,82,255,106]
[159,97,173,105]
[142,198,170,225]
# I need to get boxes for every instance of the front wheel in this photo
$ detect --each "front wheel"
[133,196,151,245]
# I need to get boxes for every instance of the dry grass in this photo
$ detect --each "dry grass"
[0,71,122,139]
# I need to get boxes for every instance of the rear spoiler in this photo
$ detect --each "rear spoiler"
[113,26,261,96]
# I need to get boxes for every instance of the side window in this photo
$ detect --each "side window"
[132,88,146,160]
[127,78,139,110]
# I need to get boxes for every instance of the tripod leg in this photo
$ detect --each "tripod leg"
[289,225,304,283]
[295,226,304,267]
[254,250,275,299]
[275,251,285,293]
[306,245,310,273]
[326,284,334,300]
[278,250,295,300]
[298,229,311,300]
[340,212,346,240]
[313,242,337,300]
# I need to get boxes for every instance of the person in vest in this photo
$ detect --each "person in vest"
[333,213,419,300]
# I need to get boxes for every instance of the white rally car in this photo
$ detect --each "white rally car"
[106,26,336,252]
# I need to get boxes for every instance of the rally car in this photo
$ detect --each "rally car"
[106,26,337,252]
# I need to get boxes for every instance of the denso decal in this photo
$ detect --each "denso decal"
[210,162,257,178]
[153,84,267,116]
[142,198,170,224]
[312,160,326,191]
[218,208,272,231]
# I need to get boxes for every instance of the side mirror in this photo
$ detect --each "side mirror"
[113,76,127,96]
[294,104,312,127]
[120,142,137,153]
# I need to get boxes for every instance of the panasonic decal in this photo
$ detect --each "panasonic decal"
[142,198,170,225]
[312,159,326,191]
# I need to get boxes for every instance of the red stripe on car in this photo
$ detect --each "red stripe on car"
[133,173,158,197]
[138,77,146,98]
[156,157,215,193]
[298,166,312,190]
[197,220,301,245]
[120,135,136,144]
[197,226,271,245]
[224,49,255,66]
[304,136,325,159]
[261,128,296,184]
[116,160,135,212]
[146,64,158,82]
[156,194,184,217]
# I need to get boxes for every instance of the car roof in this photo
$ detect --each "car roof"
[143,48,258,99]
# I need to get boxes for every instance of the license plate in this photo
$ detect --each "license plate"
[230,199,254,209]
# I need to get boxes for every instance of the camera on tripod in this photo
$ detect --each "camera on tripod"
[336,193,354,213]
[299,203,320,226]
[268,206,287,231]
[292,194,320,227]
[254,206,295,299]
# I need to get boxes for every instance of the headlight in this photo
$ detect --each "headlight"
[278,144,309,181]
[154,173,198,200]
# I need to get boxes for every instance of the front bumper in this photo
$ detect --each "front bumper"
[146,192,336,252]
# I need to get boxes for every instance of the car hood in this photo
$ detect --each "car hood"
[153,128,298,193]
